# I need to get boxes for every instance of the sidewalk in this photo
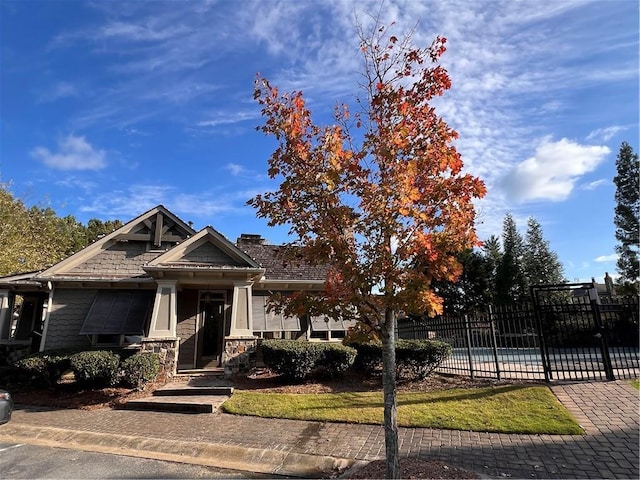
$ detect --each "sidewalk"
[2,380,638,478]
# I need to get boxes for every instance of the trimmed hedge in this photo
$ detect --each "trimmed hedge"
[13,349,77,387]
[70,350,121,387]
[121,353,160,390]
[348,342,383,374]
[315,343,357,379]
[395,339,452,380]
[261,340,357,382]
[347,339,452,380]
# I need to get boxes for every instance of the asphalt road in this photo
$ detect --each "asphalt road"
[0,441,290,479]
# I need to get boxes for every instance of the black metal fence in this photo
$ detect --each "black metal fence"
[397,291,639,382]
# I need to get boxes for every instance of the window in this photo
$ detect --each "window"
[80,290,154,336]
[309,315,356,342]
[252,294,301,336]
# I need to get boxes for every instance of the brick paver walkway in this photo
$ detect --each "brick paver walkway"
[6,380,639,479]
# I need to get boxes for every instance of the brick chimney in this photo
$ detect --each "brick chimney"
[237,234,265,245]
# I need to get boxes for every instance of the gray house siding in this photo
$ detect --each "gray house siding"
[177,290,199,369]
[44,289,97,350]
[68,242,161,277]
[182,243,244,266]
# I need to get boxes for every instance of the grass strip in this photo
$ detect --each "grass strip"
[222,385,583,435]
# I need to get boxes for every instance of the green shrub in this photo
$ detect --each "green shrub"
[121,353,160,390]
[314,343,357,379]
[70,350,120,387]
[261,340,357,382]
[261,340,318,381]
[13,350,75,387]
[348,342,383,374]
[347,339,451,380]
[395,339,452,380]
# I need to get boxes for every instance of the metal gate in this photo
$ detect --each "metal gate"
[531,283,639,381]
[397,284,639,382]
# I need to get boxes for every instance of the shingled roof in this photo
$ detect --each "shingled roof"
[236,234,327,281]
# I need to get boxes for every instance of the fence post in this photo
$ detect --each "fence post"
[589,288,615,381]
[464,314,474,380]
[531,288,551,382]
[488,305,501,380]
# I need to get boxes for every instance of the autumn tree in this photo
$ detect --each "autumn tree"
[0,184,122,276]
[613,141,639,292]
[249,23,485,478]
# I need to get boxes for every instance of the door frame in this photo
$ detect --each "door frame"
[194,290,227,368]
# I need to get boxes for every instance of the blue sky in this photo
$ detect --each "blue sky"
[1,0,638,283]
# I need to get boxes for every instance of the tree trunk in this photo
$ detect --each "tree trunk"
[381,306,399,478]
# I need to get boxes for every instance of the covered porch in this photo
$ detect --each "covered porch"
[143,262,265,375]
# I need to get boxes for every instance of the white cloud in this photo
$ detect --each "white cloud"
[502,138,610,203]
[197,110,259,129]
[55,176,98,193]
[594,254,618,262]
[226,164,245,176]
[38,81,78,103]
[78,184,254,220]
[586,126,627,142]
[31,135,107,170]
[582,179,609,190]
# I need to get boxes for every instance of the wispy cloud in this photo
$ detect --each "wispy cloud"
[31,135,107,170]
[594,254,618,263]
[38,1,637,225]
[501,138,610,203]
[197,110,260,129]
[54,176,98,193]
[586,126,628,142]
[78,184,255,221]
[37,81,79,103]
[581,179,609,191]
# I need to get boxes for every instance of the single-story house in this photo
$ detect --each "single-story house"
[0,205,354,375]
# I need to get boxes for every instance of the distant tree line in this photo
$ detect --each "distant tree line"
[0,184,123,276]
[432,213,565,314]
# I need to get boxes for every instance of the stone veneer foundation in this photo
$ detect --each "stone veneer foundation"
[223,337,257,374]
[140,338,179,381]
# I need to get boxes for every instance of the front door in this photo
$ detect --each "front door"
[197,293,225,368]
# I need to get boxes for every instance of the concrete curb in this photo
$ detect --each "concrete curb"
[2,424,355,478]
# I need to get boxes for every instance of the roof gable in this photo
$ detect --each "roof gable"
[37,205,196,280]
[147,226,260,269]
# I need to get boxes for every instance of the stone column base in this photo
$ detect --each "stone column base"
[140,337,178,382]
[223,337,258,375]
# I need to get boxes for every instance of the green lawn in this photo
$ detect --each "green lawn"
[631,379,640,390]
[222,384,583,435]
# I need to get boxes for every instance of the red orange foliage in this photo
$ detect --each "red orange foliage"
[250,29,485,322]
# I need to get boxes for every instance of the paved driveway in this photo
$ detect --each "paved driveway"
[3,380,638,478]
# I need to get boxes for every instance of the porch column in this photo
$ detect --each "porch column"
[0,290,11,340]
[148,281,178,338]
[229,281,253,337]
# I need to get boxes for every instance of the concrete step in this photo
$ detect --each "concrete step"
[122,395,230,414]
[153,385,234,396]
[174,368,225,381]
[122,375,234,413]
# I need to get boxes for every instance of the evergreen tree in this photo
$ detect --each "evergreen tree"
[613,142,639,291]
[523,217,565,286]
[481,235,502,302]
[495,213,527,303]
[433,249,492,315]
